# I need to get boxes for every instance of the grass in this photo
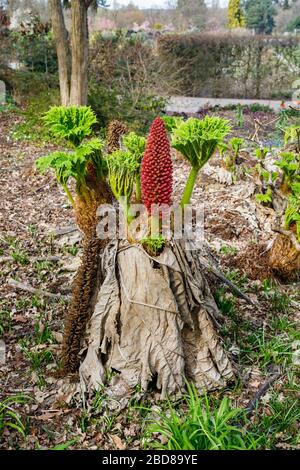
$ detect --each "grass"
[144,383,260,450]
[24,349,54,371]
[0,309,13,336]
[64,245,79,256]
[261,279,291,313]
[91,386,105,414]
[242,330,296,370]
[0,236,30,265]
[34,260,56,281]
[224,268,248,288]
[34,323,55,345]
[214,288,237,319]
[249,388,300,449]
[10,248,30,266]
[0,395,28,439]
[220,245,238,255]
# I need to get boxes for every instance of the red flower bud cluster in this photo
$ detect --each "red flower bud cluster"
[141,117,173,214]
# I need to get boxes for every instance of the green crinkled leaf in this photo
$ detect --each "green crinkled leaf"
[123,132,146,163]
[172,116,231,168]
[161,115,183,133]
[43,106,97,147]
[106,150,139,200]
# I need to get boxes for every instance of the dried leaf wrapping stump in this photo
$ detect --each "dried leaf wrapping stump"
[79,240,234,398]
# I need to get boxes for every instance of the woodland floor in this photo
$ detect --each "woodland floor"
[0,109,299,450]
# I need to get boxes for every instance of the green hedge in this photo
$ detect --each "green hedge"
[157,33,300,99]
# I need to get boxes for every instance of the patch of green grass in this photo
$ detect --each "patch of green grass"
[31,296,44,309]
[220,245,238,255]
[92,387,105,414]
[24,348,54,371]
[15,298,31,311]
[1,235,17,248]
[27,225,38,237]
[251,391,300,449]
[0,236,30,265]
[224,269,248,288]
[144,383,260,450]
[51,439,79,450]
[240,319,300,370]
[10,248,30,265]
[0,395,28,439]
[0,309,13,336]
[261,279,291,313]
[214,288,237,319]
[64,245,79,257]
[0,101,18,113]
[34,323,54,345]
[79,411,90,433]
[34,260,56,281]
[99,414,116,433]
[269,315,298,334]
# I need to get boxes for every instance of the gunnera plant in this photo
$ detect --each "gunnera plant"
[36,106,110,236]
[172,116,231,207]
[123,132,146,203]
[36,106,112,373]
[106,150,139,224]
[40,114,235,394]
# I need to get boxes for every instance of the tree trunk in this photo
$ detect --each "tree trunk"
[49,0,71,106]
[70,0,89,106]
[49,0,92,106]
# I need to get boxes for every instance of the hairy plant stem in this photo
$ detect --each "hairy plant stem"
[135,174,141,203]
[180,166,199,207]
[62,183,75,208]
[119,197,135,225]
[150,214,160,238]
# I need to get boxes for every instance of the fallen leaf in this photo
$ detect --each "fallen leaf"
[109,434,126,450]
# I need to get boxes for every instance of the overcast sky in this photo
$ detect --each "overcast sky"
[112,0,228,9]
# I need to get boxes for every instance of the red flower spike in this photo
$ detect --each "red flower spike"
[141,116,173,214]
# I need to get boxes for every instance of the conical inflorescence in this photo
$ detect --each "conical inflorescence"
[141,116,173,214]
[107,119,128,154]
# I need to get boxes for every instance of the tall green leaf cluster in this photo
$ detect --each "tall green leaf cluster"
[171,116,231,206]
[43,106,97,147]
[122,132,146,202]
[284,125,300,152]
[172,117,231,169]
[36,106,104,207]
[123,132,146,163]
[275,152,300,189]
[285,182,300,242]
[146,383,260,450]
[106,150,140,223]
[106,150,139,200]
[36,109,232,229]
[256,151,300,241]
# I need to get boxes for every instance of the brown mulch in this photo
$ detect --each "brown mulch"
[222,243,273,281]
